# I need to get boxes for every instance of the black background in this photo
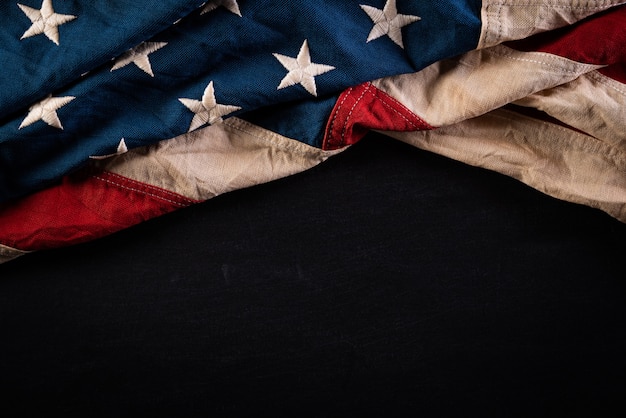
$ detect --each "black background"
[1,133,625,416]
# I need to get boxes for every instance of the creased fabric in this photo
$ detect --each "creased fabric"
[1,0,625,262]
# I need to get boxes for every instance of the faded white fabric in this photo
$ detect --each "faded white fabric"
[98,117,342,201]
[479,0,626,49]
[514,70,626,149]
[385,108,626,223]
[0,244,30,263]
[373,44,602,128]
[371,34,626,223]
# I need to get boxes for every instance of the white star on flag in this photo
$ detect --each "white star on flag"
[19,94,75,130]
[111,42,168,77]
[179,81,242,132]
[201,0,242,16]
[18,0,77,46]
[360,0,420,49]
[89,139,129,160]
[273,40,335,97]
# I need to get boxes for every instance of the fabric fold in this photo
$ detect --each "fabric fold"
[1,1,625,262]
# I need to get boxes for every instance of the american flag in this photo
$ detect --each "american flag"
[1,0,625,263]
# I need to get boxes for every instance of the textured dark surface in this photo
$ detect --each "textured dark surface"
[1,133,625,416]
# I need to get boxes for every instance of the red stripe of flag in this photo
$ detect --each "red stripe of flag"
[323,82,434,150]
[0,171,198,251]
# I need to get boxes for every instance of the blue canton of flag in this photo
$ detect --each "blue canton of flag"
[0,0,482,202]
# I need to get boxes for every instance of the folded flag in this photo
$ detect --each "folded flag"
[1,0,625,263]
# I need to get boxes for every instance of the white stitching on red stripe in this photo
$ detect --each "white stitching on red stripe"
[375,93,418,130]
[341,83,372,144]
[327,86,354,145]
[93,175,192,207]
[372,88,435,130]
[103,171,197,204]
